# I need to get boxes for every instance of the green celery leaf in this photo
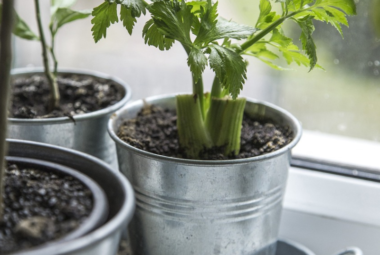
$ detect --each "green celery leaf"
[286,0,315,12]
[194,1,256,45]
[120,5,137,35]
[149,0,193,46]
[256,57,290,70]
[120,0,146,17]
[270,29,292,47]
[296,15,317,71]
[194,0,218,43]
[91,1,118,43]
[187,1,208,16]
[12,7,39,41]
[314,0,356,15]
[143,19,175,50]
[119,0,146,35]
[208,44,247,99]
[282,49,311,66]
[187,47,208,82]
[51,8,90,36]
[256,0,272,26]
[311,7,347,37]
[51,0,76,15]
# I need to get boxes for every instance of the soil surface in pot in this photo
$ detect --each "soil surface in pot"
[117,105,294,160]
[10,74,124,119]
[0,162,93,254]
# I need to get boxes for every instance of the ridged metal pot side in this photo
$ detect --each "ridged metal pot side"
[7,139,135,255]
[108,95,302,255]
[8,68,132,168]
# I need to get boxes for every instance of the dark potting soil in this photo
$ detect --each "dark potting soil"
[117,105,294,160]
[0,163,93,254]
[10,74,124,119]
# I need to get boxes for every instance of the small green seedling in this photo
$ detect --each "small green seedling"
[91,0,356,159]
[0,0,91,110]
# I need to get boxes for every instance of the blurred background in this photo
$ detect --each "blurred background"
[13,0,380,142]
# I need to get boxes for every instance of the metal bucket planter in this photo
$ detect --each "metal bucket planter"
[7,139,135,255]
[108,95,302,255]
[8,68,132,167]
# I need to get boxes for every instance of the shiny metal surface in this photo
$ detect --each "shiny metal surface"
[7,139,135,255]
[109,95,302,255]
[8,68,132,168]
[334,248,363,255]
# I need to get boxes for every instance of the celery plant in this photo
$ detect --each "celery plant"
[0,0,90,111]
[92,0,356,159]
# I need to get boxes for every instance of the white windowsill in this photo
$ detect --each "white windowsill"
[292,130,380,171]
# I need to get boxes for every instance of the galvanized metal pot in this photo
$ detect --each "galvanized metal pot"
[108,95,302,255]
[8,68,132,168]
[7,139,135,255]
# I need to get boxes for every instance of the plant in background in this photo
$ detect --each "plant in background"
[0,0,90,110]
[91,0,356,159]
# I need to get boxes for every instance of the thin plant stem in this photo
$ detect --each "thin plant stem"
[0,0,15,218]
[34,0,60,110]
[181,43,205,119]
[49,26,58,76]
[237,12,299,54]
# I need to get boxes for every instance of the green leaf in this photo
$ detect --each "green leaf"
[258,58,291,70]
[296,15,317,71]
[187,47,207,82]
[51,8,90,36]
[149,0,193,46]
[119,0,146,35]
[120,5,137,35]
[202,18,257,44]
[314,0,356,15]
[257,0,272,25]
[286,0,314,12]
[187,0,208,16]
[91,1,118,43]
[270,29,292,47]
[208,44,247,99]
[311,7,347,37]
[51,0,76,15]
[143,19,175,50]
[120,0,146,17]
[194,1,256,46]
[13,8,39,41]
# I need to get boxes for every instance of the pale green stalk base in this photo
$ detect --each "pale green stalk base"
[205,97,246,156]
[176,94,212,159]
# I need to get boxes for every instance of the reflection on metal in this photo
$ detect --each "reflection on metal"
[109,94,302,255]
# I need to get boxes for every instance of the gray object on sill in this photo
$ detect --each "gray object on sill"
[109,95,302,255]
[8,68,132,169]
[7,139,135,255]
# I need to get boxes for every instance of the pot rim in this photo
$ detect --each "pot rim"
[7,139,135,255]
[9,67,132,124]
[5,156,108,243]
[108,93,302,165]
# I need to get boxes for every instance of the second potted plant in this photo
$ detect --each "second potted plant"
[93,0,356,254]
[0,3,135,254]
[5,0,131,167]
